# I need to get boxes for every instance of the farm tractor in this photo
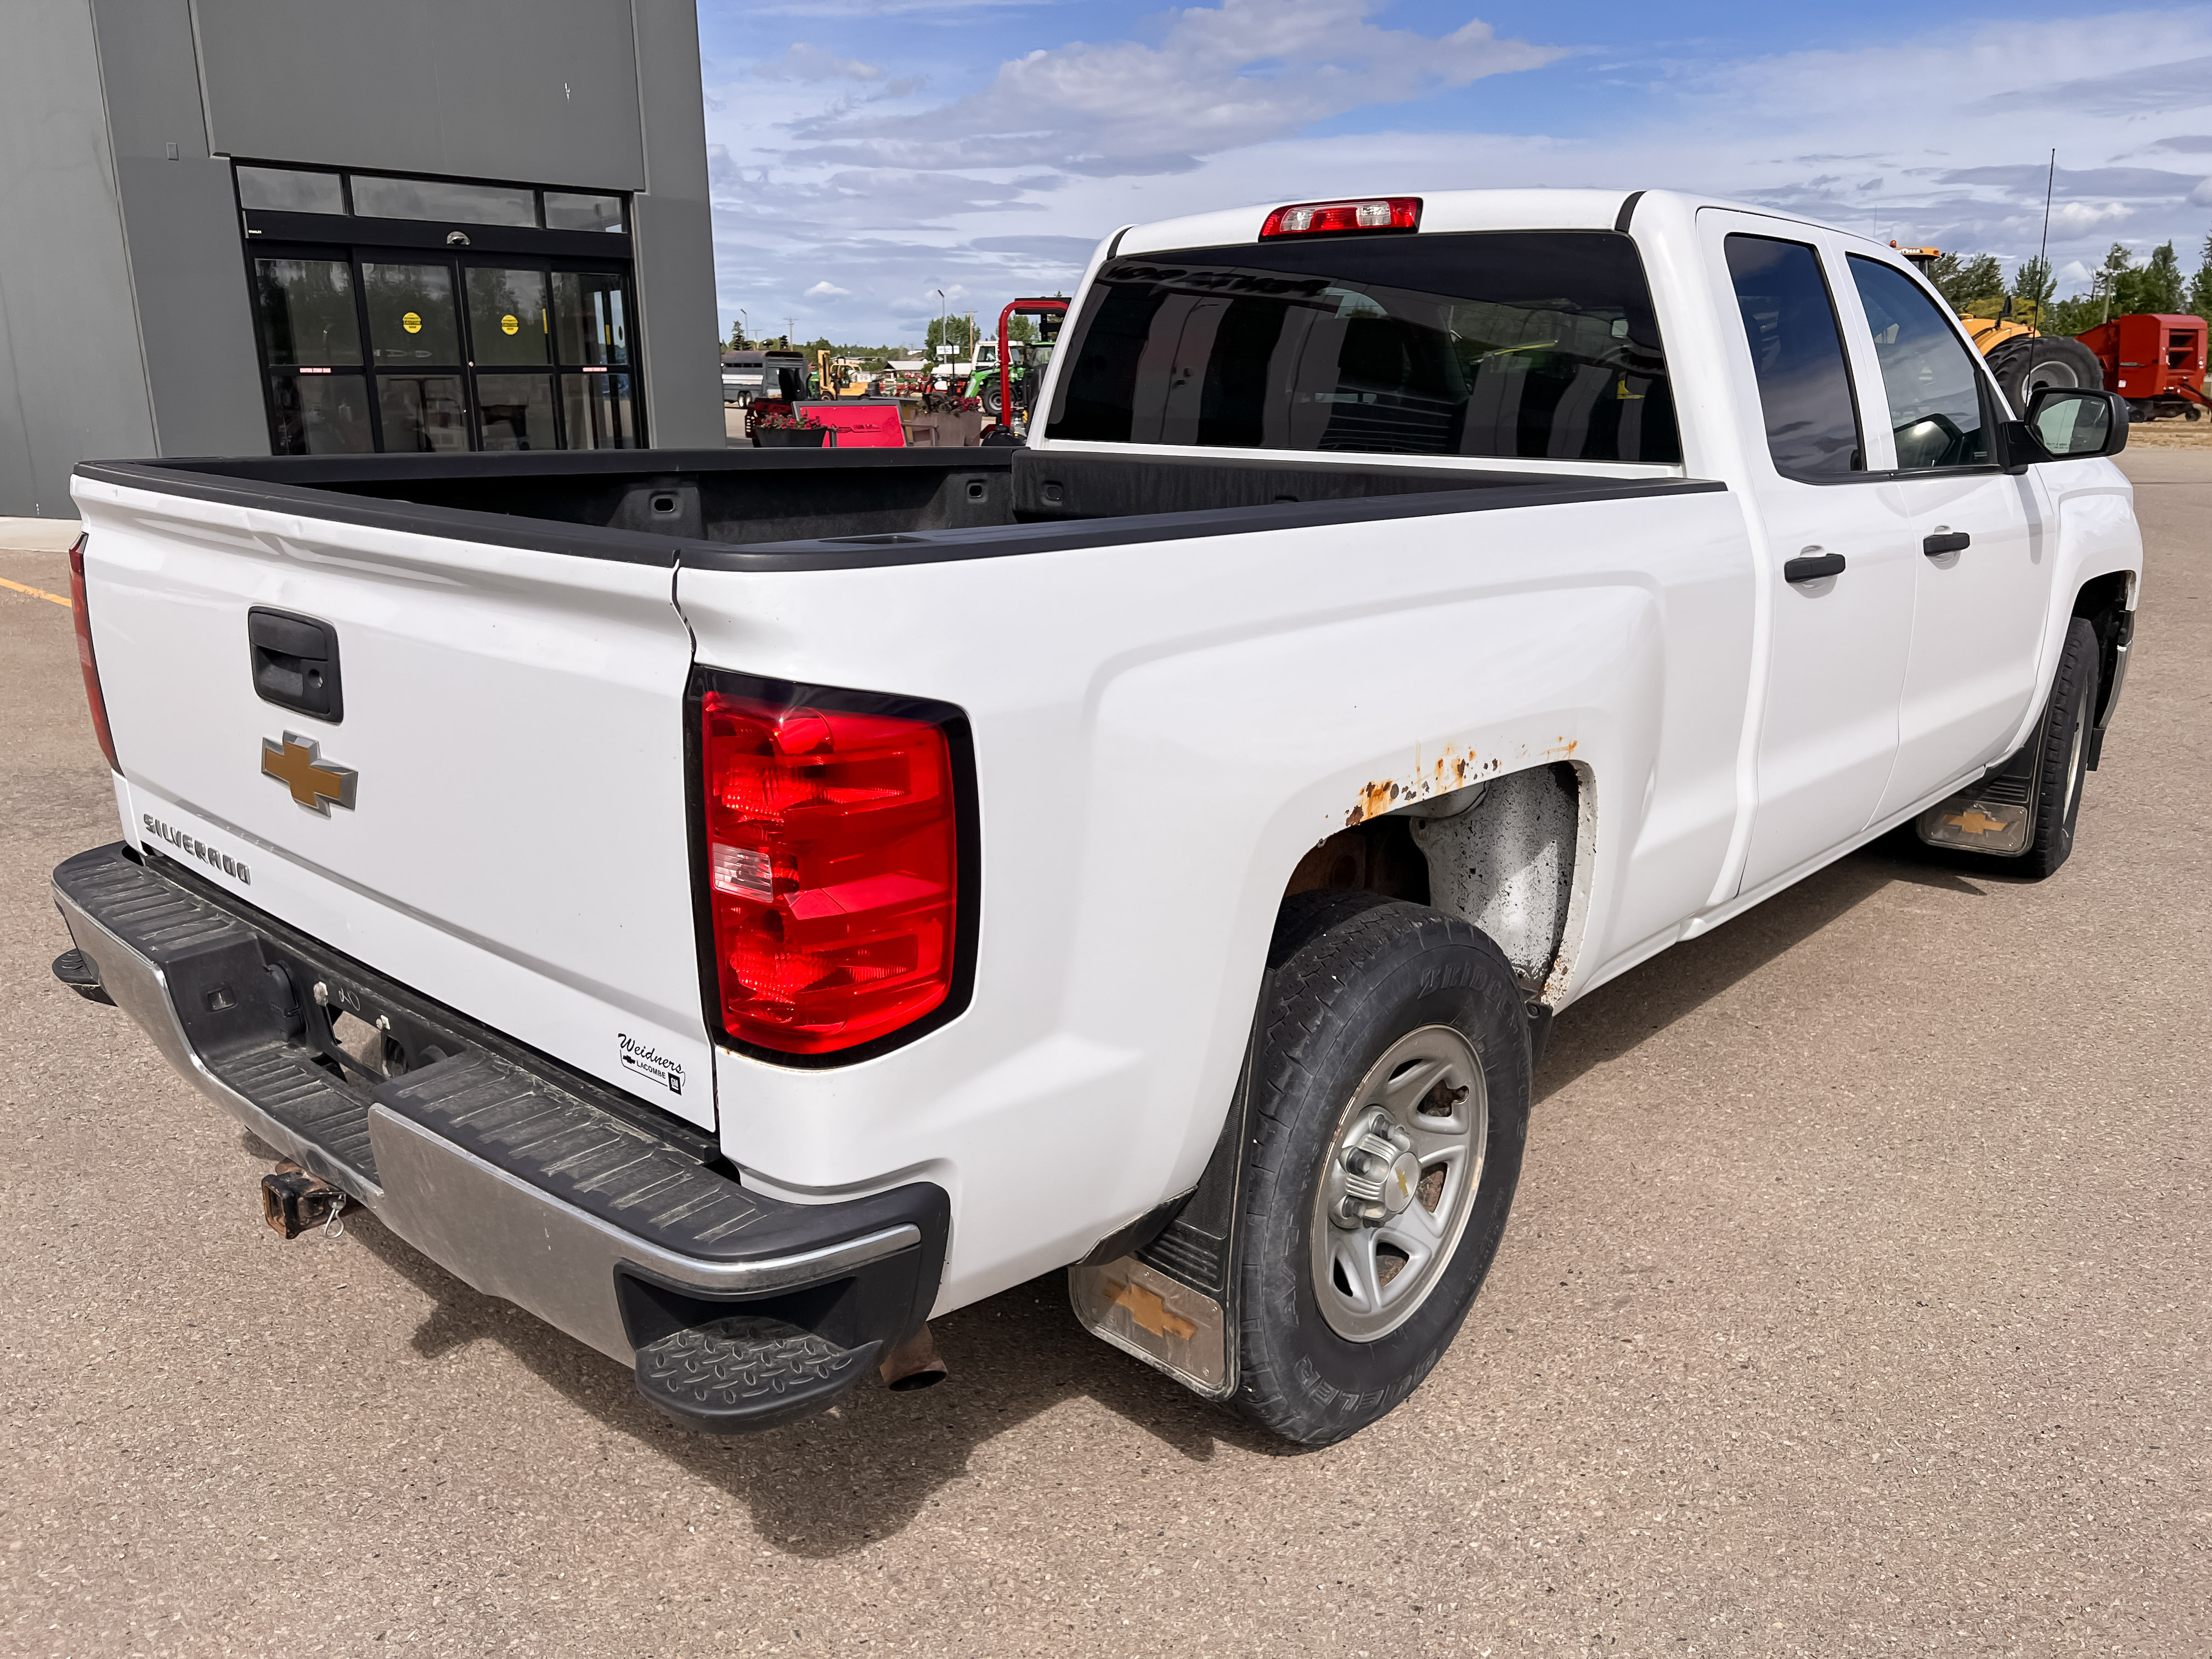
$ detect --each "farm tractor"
[1893,246,2106,408]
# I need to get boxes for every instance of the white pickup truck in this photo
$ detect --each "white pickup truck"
[51,189,2139,1445]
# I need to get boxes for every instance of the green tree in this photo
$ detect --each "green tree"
[2133,240,2184,313]
[2011,255,2056,325]
[924,315,980,358]
[1927,251,2005,315]
[726,319,749,350]
[2046,294,2101,337]
[2188,231,2212,323]
[2094,242,2136,321]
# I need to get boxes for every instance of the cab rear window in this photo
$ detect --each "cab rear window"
[1046,231,1679,464]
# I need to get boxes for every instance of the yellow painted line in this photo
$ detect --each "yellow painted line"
[0,574,71,607]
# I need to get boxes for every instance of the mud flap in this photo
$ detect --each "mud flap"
[1069,990,1267,1402]
[1915,695,2052,856]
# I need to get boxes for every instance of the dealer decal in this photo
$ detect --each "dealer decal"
[618,1032,685,1097]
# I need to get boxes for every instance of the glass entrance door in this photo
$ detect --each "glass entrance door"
[248,246,642,454]
[363,261,470,452]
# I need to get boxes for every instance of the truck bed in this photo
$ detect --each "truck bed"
[77,449,1721,570]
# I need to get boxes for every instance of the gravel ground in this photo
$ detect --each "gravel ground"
[1,452,2204,1656]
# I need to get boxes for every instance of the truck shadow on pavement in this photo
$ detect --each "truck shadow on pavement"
[334,840,1983,1557]
[347,1216,1277,1556]
[1532,837,1983,1104]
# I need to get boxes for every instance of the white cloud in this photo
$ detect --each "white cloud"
[803,280,853,297]
[757,42,885,82]
[707,3,2212,336]
[786,0,1561,176]
[2048,199,2136,233]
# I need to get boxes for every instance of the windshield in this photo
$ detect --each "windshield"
[1046,231,1678,463]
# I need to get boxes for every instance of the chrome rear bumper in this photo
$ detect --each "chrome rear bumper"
[52,844,945,1414]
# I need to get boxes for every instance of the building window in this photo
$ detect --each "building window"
[236,163,642,454]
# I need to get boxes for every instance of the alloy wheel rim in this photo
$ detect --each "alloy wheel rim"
[1310,1025,1488,1342]
[2063,695,2087,820]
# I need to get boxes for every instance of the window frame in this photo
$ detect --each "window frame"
[1839,250,2010,480]
[1720,230,1874,489]
[1040,228,1685,471]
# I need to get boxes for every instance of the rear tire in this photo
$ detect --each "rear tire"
[1987,335,2103,413]
[1234,894,1531,1446]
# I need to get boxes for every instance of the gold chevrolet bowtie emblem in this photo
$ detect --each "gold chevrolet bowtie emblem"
[261,732,358,815]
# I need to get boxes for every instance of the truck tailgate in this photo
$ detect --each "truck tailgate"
[71,477,714,1130]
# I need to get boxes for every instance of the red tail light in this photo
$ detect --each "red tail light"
[1260,197,1421,238]
[699,681,966,1057]
[67,534,121,774]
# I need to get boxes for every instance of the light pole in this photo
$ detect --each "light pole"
[936,289,947,370]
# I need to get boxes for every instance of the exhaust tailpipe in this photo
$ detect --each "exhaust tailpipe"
[878,1323,947,1391]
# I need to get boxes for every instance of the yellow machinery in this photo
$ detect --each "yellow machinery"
[1893,245,2105,407]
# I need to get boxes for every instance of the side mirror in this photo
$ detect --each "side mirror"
[2019,387,2129,464]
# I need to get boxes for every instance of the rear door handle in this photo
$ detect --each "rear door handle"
[1784,551,1847,583]
[1922,531,1972,556]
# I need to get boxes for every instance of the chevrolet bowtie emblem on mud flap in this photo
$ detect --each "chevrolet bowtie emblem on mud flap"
[261,733,358,815]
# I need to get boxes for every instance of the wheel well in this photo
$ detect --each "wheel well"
[1284,762,1585,1001]
[2072,572,2132,730]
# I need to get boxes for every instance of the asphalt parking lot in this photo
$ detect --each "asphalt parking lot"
[2,447,2205,1657]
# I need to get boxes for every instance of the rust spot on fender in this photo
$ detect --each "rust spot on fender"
[1347,745,1488,826]
[1346,777,1400,827]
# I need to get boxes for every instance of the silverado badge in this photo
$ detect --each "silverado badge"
[261,732,358,815]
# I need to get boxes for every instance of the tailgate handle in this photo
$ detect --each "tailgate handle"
[248,607,343,723]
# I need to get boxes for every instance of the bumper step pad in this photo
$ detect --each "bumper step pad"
[54,843,953,1434]
[634,1315,880,1433]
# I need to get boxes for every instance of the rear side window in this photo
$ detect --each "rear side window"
[1847,256,1991,470]
[1046,232,1679,464]
[1724,235,1863,481]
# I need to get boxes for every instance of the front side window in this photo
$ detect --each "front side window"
[1047,232,1679,463]
[1847,256,1991,471]
[1724,235,1863,481]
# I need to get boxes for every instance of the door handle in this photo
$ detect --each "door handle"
[1784,551,1847,583]
[1922,531,1972,557]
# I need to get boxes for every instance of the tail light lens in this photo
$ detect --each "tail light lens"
[67,534,121,774]
[700,684,963,1056]
[1260,197,1421,238]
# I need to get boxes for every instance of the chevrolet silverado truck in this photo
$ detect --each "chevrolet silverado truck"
[49,190,2140,1445]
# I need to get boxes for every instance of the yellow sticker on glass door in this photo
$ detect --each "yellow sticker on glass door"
[402,312,422,333]
[501,314,520,335]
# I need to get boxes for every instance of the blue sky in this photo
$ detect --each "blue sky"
[696,0,2212,344]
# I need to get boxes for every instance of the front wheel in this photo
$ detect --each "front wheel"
[1234,893,1531,1446]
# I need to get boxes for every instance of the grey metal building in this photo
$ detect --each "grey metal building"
[0,0,721,519]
